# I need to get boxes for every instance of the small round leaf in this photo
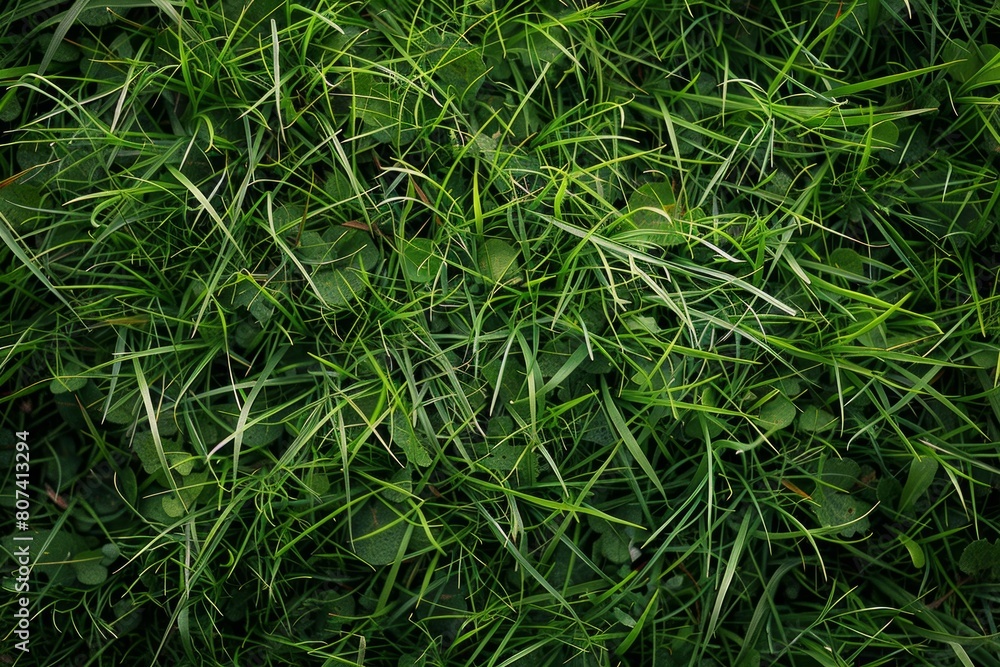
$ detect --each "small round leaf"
[478,238,520,284]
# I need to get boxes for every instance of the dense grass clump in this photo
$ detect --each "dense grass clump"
[1,0,999,665]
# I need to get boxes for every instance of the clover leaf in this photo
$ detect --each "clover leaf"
[813,488,871,538]
[960,539,1000,579]
[351,499,412,566]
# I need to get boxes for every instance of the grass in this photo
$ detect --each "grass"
[1,0,999,665]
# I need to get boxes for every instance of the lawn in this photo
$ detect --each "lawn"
[1,0,999,665]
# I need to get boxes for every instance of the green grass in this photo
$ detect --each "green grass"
[1,0,999,665]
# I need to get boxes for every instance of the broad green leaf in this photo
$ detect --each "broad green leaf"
[476,92,538,142]
[505,150,543,192]
[627,182,688,245]
[961,205,997,244]
[829,248,864,275]
[546,542,583,589]
[0,432,13,469]
[151,414,179,437]
[240,419,284,448]
[487,416,514,438]
[87,485,123,517]
[342,391,382,441]
[909,168,984,239]
[467,132,498,157]
[160,496,185,517]
[104,401,135,425]
[625,316,661,335]
[382,467,412,503]
[959,539,1000,577]
[39,32,81,65]
[612,606,637,628]
[778,377,802,396]
[17,143,57,181]
[356,82,394,139]
[419,33,487,105]
[754,394,796,431]
[325,226,379,270]
[231,320,263,350]
[870,120,899,149]
[822,457,861,491]
[390,412,432,467]
[414,576,468,641]
[814,488,871,537]
[971,349,999,369]
[575,165,621,205]
[325,595,357,629]
[764,169,795,197]
[629,182,675,215]
[314,266,365,309]
[113,599,143,635]
[79,6,117,26]
[536,338,578,377]
[72,559,108,586]
[400,237,441,283]
[686,411,726,440]
[272,204,303,234]
[295,230,334,264]
[101,543,120,564]
[50,364,88,394]
[220,0,284,37]
[216,401,284,449]
[483,355,528,420]
[475,418,541,483]
[898,457,938,513]
[0,91,21,122]
[525,25,567,77]
[399,653,427,667]
[231,279,274,325]
[138,496,173,524]
[3,529,80,566]
[349,73,419,145]
[475,441,515,471]
[798,406,836,432]
[630,356,685,392]
[876,476,902,509]
[968,44,1000,88]
[351,499,411,565]
[478,238,520,284]
[304,469,331,496]
[0,190,78,315]
[587,500,646,560]
[587,513,611,535]
[131,431,193,476]
[0,183,43,230]
[736,649,762,667]
[115,466,137,506]
[323,171,360,209]
[595,532,631,564]
[52,383,91,425]
[161,470,210,517]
